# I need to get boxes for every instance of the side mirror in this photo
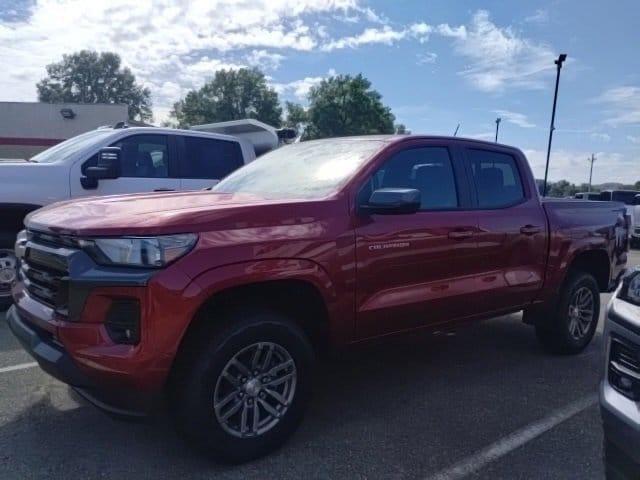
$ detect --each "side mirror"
[361,188,421,215]
[634,195,640,206]
[86,147,121,180]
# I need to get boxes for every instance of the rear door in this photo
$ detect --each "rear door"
[354,141,481,339]
[178,135,245,191]
[70,133,180,197]
[462,146,547,313]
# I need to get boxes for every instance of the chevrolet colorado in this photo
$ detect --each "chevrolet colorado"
[7,135,629,462]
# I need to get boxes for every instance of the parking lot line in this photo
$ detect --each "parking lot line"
[426,393,598,480]
[0,362,38,374]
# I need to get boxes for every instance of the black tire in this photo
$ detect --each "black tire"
[0,232,17,312]
[604,437,640,480]
[535,270,600,354]
[171,309,315,463]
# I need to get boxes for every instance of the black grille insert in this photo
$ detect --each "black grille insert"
[609,336,640,400]
[21,238,70,314]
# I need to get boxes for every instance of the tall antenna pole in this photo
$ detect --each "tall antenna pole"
[542,53,567,197]
[495,117,501,142]
[453,123,460,136]
[588,153,596,192]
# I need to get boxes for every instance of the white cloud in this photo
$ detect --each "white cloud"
[245,50,285,70]
[523,149,634,184]
[524,9,549,24]
[590,132,611,142]
[271,68,337,100]
[0,0,379,122]
[596,86,640,126]
[440,10,557,92]
[628,135,640,144]
[494,109,535,128]
[416,52,438,65]
[320,23,430,51]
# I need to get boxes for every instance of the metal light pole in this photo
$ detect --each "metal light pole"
[588,153,596,192]
[542,53,567,197]
[495,117,501,142]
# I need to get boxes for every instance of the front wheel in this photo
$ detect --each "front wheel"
[535,271,600,354]
[0,233,18,311]
[171,310,314,463]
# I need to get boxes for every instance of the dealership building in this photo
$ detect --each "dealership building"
[0,102,131,159]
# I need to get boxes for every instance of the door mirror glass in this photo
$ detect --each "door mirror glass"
[85,147,121,180]
[362,188,421,215]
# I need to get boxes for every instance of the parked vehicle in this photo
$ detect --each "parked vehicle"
[0,124,260,310]
[599,191,640,250]
[601,267,640,478]
[574,192,602,201]
[7,135,629,462]
[630,195,640,249]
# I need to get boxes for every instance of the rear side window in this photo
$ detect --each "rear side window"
[467,149,524,208]
[362,147,458,210]
[182,136,243,179]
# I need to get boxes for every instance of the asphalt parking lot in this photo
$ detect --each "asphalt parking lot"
[1,251,638,480]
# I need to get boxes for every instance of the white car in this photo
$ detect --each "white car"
[0,124,259,309]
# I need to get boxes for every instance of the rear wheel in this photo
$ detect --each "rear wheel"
[535,271,600,354]
[0,233,17,312]
[171,309,314,463]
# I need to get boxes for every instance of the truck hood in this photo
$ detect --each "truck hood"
[25,190,328,236]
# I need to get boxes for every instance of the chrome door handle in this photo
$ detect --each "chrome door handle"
[520,225,541,235]
[448,230,474,240]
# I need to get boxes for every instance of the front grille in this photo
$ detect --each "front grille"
[609,336,640,400]
[20,234,70,315]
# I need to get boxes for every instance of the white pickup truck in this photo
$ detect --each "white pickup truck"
[0,120,291,309]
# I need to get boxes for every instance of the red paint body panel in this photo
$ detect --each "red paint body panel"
[14,135,629,407]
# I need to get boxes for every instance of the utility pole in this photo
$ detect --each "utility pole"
[588,154,596,192]
[495,117,501,142]
[542,53,567,197]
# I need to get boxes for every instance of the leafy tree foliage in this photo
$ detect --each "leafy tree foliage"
[304,74,395,140]
[283,101,308,135]
[37,50,152,121]
[170,68,282,128]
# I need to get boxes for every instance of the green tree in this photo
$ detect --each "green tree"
[304,74,395,140]
[37,50,152,121]
[283,101,308,135]
[170,68,282,128]
[395,123,409,134]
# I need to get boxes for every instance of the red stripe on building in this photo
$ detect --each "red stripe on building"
[0,137,64,147]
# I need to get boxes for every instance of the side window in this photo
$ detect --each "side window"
[82,134,170,178]
[467,149,524,208]
[363,147,458,210]
[182,137,243,179]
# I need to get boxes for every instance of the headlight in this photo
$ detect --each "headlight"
[79,234,197,268]
[618,268,640,306]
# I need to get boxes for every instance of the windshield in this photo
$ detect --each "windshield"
[611,191,640,205]
[28,129,115,163]
[212,138,387,200]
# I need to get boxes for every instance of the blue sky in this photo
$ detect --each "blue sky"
[0,0,639,183]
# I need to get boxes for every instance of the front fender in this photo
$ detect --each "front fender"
[172,258,351,350]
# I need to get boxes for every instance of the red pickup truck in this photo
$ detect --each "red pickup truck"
[7,135,628,462]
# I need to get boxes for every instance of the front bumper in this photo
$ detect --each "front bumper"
[6,233,194,417]
[600,296,640,465]
[6,304,157,417]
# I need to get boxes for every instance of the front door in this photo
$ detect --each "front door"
[70,134,180,197]
[354,143,480,339]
